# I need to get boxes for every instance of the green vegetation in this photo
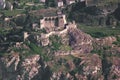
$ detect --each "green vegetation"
[49,35,62,51]
[24,4,45,11]
[112,74,118,79]
[112,36,120,46]
[45,0,56,7]
[91,42,115,59]
[49,35,72,52]
[0,10,25,16]
[25,42,50,61]
[102,53,112,80]
[101,0,119,3]
[62,55,75,60]
[0,3,45,16]
[97,0,120,6]
[51,55,75,72]
[60,45,72,51]
[78,24,120,38]
[0,27,12,35]
[51,62,63,72]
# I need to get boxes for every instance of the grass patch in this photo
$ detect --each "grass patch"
[0,9,25,16]
[25,42,50,61]
[0,27,12,35]
[51,55,75,72]
[60,45,72,51]
[58,55,75,60]
[78,24,120,38]
[49,35,62,51]
[112,36,120,46]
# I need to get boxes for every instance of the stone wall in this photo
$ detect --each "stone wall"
[40,14,67,32]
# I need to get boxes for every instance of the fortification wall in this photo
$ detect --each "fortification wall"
[40,15,67,31]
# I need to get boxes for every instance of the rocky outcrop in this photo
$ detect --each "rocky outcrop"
[68,27,93,53]
[0,45,118,80]
[95,36,116,46]
[81,54,102,76]
[40,25,93,55]
[0,52,46,80]
[50,54,103,80]
[18,55,41,80]
[108,57,120,80]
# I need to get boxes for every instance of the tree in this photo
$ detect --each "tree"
[45,0,56,7]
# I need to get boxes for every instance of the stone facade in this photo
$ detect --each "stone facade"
[57,0,64,7]
[24,32,29,41]
[56,0,76,7]
[66,0,75,5]
[40,12,67,32]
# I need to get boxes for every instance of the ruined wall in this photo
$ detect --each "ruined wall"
[40,15,67,32]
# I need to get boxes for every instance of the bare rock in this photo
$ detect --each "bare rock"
[68,28,93,53]
[18,55,41,80]
[66,60,75,71]
[1,52,20,71]
[95,36,116,46]
[80,54,103,79]
[108,57,120,80]
[0,53,45,80]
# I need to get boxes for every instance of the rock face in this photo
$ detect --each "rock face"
[0,49,119,80]
[0,53,20,80]
[95,36,116,46]
[18,55,41,80]
[0,53,46,80]
[108,57,120,80]
[81,54,102,76]
[68,28,93,53]
[50,54,103,80]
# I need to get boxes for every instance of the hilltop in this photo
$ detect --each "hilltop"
[0,0,120,80]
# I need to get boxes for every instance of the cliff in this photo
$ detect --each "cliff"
[0,24,120,80]
[0,52,49,80]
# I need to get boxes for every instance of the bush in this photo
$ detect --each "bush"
[49,35,62,51]
[25,42,50,61]
[112,36,120,46]
[88,32,107,38]
[13,14,27,26]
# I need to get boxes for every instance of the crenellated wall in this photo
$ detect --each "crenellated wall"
[40,14,67,32]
